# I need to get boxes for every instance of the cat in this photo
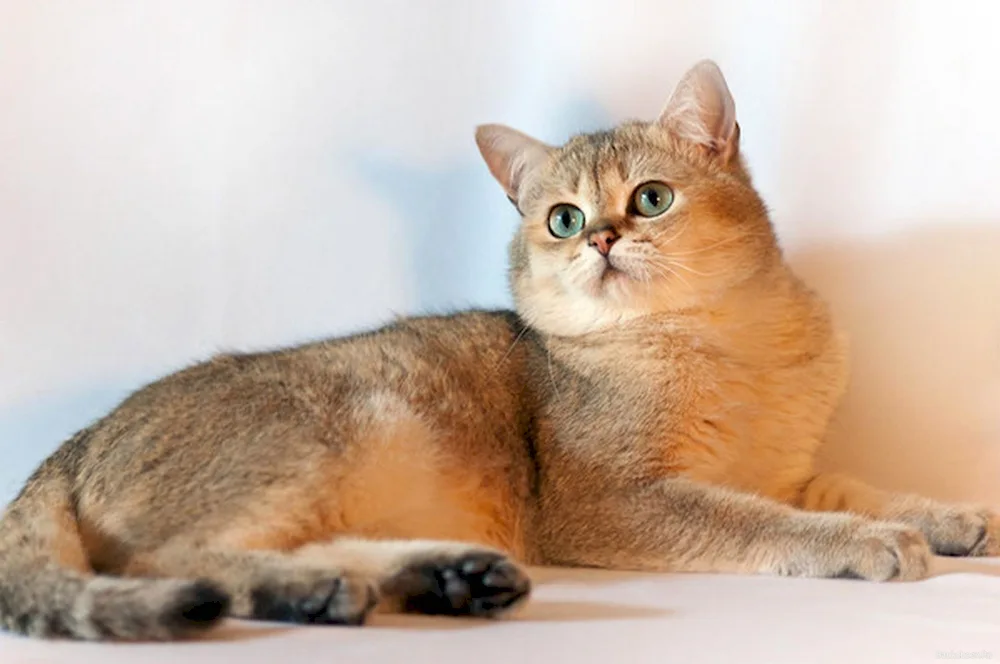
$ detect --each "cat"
[1,60,997,642]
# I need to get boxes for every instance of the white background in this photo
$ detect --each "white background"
[1,0,998,507]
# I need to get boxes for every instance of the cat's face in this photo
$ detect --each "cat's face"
[477,61,780,337]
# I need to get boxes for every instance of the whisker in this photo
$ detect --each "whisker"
[494,325,529,371]
[546,348,561,401]
[645,254,713,280]
[662,231,769,257]
[657,217,692,247]
[659,260,720,278]
[643,260,695,292]
[669,268,694,292]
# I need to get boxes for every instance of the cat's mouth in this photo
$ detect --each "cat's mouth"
[597,259,632,290]
[580,254,637,298]
[600,263,626,282]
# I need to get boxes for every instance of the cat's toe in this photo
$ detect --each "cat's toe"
[913,505,998,557]
[966,511,1000,557]
[395,550,531,617]
[838,522,932,582]
[251,574,377,625]
[984,514,1000,556]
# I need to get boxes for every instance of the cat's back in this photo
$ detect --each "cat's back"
[78,308,536,468]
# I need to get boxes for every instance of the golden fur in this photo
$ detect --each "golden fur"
[1,61,997,641]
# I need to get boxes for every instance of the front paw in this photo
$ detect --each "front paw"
[987,513,1000,556]
[783,515,932,581]
[834,521,932,581]
[894,501,999,557]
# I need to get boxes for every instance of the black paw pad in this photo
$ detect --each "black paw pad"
[250,577,375,626]
[169,580,231,629]
[397,551,531,617]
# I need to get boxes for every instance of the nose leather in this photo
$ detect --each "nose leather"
[587,226,620,256]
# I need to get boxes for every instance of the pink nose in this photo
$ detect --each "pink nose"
[588,227,619,256]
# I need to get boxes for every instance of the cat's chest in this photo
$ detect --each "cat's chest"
[663,333,848,499]
[546,332,846,500]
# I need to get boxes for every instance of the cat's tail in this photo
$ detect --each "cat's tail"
[0,433,230,640]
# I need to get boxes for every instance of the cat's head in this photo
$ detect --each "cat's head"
[476,60,779,337]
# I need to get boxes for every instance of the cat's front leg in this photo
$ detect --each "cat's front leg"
[537,477,932,580]
[800,472,1000,557]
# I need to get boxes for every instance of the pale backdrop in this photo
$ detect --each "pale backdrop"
[2,0,999,507]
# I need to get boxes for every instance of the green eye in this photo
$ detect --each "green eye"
[632,181,674,217]
[547,204,586,238]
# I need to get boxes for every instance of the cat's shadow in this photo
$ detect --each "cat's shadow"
[193,595,671,642]
[368,598,671,630]
[932,556,1000,578]
[787,222,1000,508]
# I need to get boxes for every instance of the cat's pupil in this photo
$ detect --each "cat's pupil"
[645,189,659,207]
[558,211,570,229]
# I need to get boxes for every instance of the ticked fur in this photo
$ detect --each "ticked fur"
[1,60,997,641]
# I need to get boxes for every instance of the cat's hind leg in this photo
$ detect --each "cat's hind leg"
[124,546,378,625]
[293,538,531,618]
[800,472,1000,557]
[125,538,531,626]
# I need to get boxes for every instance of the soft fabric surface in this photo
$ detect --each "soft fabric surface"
[3,559,998,663]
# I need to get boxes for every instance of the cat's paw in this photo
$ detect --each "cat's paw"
[389,550,531,618]
[250,572,378,625]
[893,501,999,557]
[986,513,1000,556]
[832,521,932,581]
[784,514,932,581]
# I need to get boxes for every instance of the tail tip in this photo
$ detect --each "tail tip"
[168,580,230,632]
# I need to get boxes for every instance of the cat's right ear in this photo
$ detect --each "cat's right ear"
[475,124,552,206]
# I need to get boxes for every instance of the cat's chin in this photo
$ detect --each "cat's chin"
[588,261,637,300]
[600,264,628,285]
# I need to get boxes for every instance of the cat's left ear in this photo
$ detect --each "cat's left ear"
[658,60,739,163]
[475,124,552,206]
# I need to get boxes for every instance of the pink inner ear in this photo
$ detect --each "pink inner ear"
[475,124,552,200]
[658,61,738,157]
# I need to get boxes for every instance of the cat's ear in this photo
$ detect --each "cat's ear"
[475,124,552,203]
[658,60,739,162]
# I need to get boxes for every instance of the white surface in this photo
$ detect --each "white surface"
[2,561,999,663]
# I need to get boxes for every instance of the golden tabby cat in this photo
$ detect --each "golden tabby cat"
[1,61,997,641]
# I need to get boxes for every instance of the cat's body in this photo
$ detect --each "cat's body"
[2,61,997,641]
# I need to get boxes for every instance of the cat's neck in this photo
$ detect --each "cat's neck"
[535,259,834,369]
